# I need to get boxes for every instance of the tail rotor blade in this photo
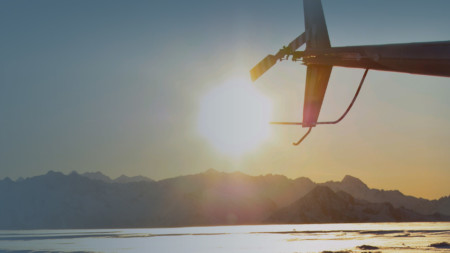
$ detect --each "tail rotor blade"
[250,54,277,81]
[250,32,306,82]
[286,32,306,53]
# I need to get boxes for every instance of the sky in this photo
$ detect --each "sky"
[1,0,449,199]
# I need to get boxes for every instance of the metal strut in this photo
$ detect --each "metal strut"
[316,68,369,125]
[272,69,369,145]
[293,127,312,146]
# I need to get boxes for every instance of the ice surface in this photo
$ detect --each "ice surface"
[0,222,449,253]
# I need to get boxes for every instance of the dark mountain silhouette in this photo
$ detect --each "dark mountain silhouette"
[0,170,448,229]
[81,171,154,184]
[157,169,316,210]
[267,186,449,224]
[321,175,449,215]
[0,170,279,229]
[114,175,154,183]
[81,171,114,183]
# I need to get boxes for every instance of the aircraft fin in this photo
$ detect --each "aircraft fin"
[304,0,330,49]
[302,65,333,127]
[302,0,332,127]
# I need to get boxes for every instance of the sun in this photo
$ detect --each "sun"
[197,77,272,156]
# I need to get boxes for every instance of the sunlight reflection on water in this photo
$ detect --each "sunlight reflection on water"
[0,222,449,253]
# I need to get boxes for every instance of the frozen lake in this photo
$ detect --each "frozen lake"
[1,222,449,252]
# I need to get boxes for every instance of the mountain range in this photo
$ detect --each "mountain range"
[268,186,447,224]
[0,169,448,229]
[79,171,154,184]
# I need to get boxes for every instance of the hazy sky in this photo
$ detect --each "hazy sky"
[1,0,449,199]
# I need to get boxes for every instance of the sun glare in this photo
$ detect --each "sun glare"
[197,77,272,156]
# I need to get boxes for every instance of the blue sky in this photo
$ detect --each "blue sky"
[1,0,449,199]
